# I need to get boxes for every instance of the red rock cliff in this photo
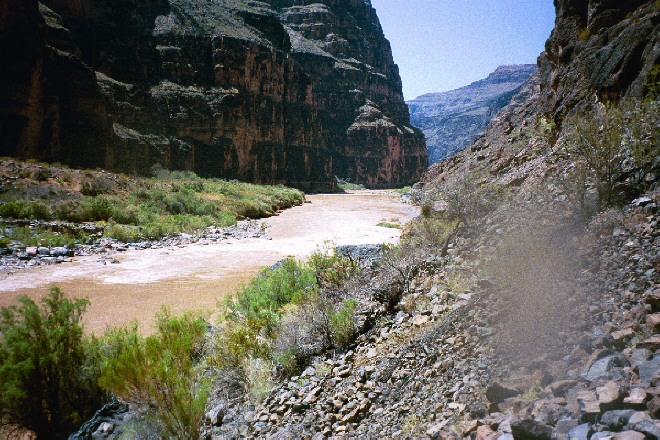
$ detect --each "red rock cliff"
[0,0,428,190]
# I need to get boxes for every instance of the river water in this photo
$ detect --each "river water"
[0,191,418,334]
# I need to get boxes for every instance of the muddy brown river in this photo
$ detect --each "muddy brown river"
[0,192,418,334]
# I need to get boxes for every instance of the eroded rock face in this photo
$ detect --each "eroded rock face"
[408,65,537,164]
[539,0,658,116]
[0,0,427,190]
[0,0,112,170]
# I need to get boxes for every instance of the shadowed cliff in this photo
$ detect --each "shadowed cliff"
[0,0,428,190]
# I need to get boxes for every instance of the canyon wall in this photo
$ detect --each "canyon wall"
[408,65,536,164]
[0,0,428,190]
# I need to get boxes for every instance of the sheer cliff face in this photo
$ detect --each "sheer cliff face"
[0,0,427,190]
[539,0,658,116]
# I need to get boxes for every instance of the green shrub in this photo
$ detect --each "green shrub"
[82,196,115,221]
[377,222,401,229]
[329,299,357,349]
[563,98,659,209]
[99,309,209,439]
[0,287,104,439]
[103,221,141,243]
[225,258,317,333]
[80,175,114,196]
[52,200,85,223]
[0,199,51,220]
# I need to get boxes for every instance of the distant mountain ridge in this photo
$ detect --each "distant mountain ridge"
[407,64,537,163]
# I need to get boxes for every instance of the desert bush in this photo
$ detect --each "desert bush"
[103,221,141,243]
[99,309,209,439]
[52,199,85,223]
[433,171,506,225]
[80,175,114,196]
[242,356,274,404]
[329,299,357,349]
[82,196,115,221]
[308,249,358,287]
[33,167,51,182]
[224,258,317,333]
[0,287,104,439]
[0,199,51,220]
[563,98,659,209]
[214,252,360,388]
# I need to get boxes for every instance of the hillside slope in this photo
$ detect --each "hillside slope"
[0,0,427,190]
[408,65,536,164]
[210,0,659,437]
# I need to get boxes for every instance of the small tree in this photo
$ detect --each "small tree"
[0,287,104,439]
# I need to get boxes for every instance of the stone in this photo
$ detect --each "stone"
[365,348,378,359]
[476,425,497,440]
[600,410,636,430]
[50,246,70,257]
[649,396,660,419]
[568,423,591,440]
[637,337,660,351]
[630,420,660,439]
[510,418,552,439]
[486,382,520,405]
[206,404,225,426]
[630,349,653,369]
[647,314,660,333]
[413,315,430,326]
[303,387,322,405]
[638,357,660,384]
[611,327,635,345]
[627,411,651,425]
[597,381,621,409]
[612,431,645,440]
[575,390,600,415]
[549,380,578,398]
[427,421,449,437]
[623,389,648,407]
[583,354,628,381]
[98,422,114,434]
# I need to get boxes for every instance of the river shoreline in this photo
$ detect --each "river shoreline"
[0,191,419,334]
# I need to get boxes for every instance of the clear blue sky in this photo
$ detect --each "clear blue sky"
[370,0,556,100]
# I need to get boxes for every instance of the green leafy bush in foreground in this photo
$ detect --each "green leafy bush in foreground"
[0,288,104,439]
[99,309,210,439]
[213,252,360,395]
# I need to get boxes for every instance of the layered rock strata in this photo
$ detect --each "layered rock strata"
[0,0,427,190]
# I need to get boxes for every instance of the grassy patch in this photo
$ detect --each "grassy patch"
[377,221,401,229]
[337,179,366,191]
[0,160,304,243]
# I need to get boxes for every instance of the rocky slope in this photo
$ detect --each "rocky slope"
[56,0,659,438]
[408,65,536,164]
[0,0,427,190]
[199,0,659,438]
